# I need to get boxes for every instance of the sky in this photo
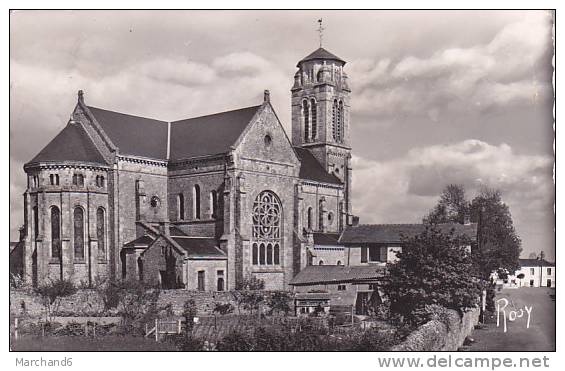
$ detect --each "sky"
[9,10,555,260]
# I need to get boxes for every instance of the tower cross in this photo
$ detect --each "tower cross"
[317,19,324,48]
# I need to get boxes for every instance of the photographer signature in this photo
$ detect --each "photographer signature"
[496,297,532,332]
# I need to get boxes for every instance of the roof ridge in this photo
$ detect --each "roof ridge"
[87,105,168,123]
[171,104,261,124]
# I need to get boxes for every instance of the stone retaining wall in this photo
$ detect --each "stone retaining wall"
[391,307,480,351]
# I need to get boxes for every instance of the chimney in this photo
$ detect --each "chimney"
[350,215,360,227]
[263,89,270,103]
[78,89,84,104]
[159,221,170,236]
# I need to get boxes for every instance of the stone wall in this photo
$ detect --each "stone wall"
[10,289,106,318]
[391,307,480,351]
[10,288,289,318]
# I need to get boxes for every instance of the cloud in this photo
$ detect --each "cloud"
[349,12,553,120]
[352,139,554,258]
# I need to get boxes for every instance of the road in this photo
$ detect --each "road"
[468,287,555,351]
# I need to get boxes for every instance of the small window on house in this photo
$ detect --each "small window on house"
[547,268,552,275]
[319,260,324,266]
[217,270,225,291]
[336,260,342,266]
[55,174,59,185]
[368,284,376,291]
[197,270,205,291]
[50,174,54,185]
[530,268,535,275]
[361,247,368,263]
[264,134,272,147]
[337,284,346,291]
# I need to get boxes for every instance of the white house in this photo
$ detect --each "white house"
[507,258,555,288]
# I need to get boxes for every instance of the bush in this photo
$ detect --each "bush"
[216,330,255,351]
[213,303,234,316]
[411,304,455,327]
[266,291,292,316]
[35,279,77,322]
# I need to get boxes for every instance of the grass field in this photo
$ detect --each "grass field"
[10,335,179,351]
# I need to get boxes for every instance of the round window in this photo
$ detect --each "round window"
[150,196,161,208]
[264,134,272,147]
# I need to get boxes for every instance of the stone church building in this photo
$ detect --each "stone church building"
[20,47,355,291]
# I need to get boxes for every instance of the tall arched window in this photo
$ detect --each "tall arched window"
[252,191,282,266]
[50,206,60,259]
[319,199,324,231]
[210,190,218,218]
[302,100,310,141]
[33,206,39,240]
[193,185,201,219]
[97,208,105,260]
[338,100,344,142]
[307,207,313,230]
[332,99,338,141]
[177,193,185,220]
[73,207,85,260]
[310,99,317,140]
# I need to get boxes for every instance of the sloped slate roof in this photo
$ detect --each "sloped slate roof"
[294,147,342,185]
[87,106,168,160]
[339,223,478,244]
[123,235,155,248]
[170,105,261,160]
[519,259,554,267]
[313,232,341,246]
[172,237,226,258]
[27,122,107,166]
[298,47,346,66]
[290,265,383,285]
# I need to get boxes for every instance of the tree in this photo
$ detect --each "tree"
[231,276,265,314]
[266,291,292,316]
[378,225,482,325]
[470,187,521,279]
[35,278,77,322]
[423,184,469,224]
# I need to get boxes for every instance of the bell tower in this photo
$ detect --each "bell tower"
[291,41,353,223]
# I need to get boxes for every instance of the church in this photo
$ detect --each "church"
[19,46,355,291]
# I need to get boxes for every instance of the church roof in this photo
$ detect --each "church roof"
[87,106,168,160]
[339,223,478,245]
[518,258,554,267]
[297,47,346,67]
[170,105,261,160]
[289,265,383,285]
[294,147,342,185]
[171,237,226,258]
[26,122,108,166]
[313,232,342,246]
